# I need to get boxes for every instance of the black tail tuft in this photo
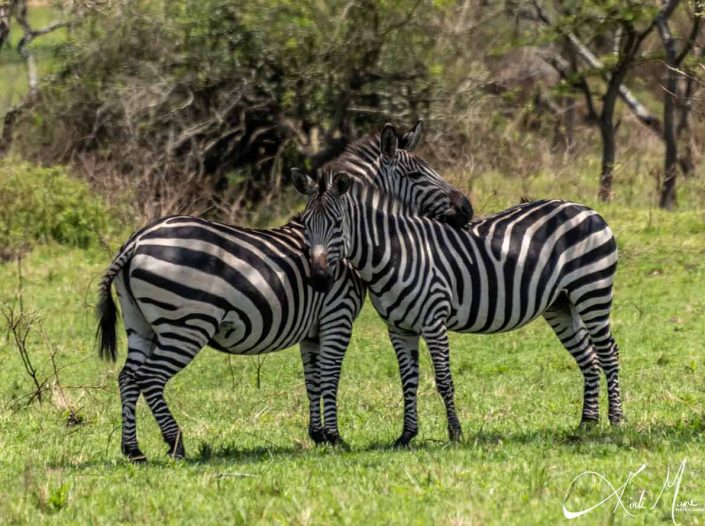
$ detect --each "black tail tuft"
[96,279,117,362]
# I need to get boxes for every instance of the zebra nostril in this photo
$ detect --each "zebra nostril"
[309,267,333,292]
[444,191,473,227]
[461,196,473,220]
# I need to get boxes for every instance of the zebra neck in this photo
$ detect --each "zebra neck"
[343,185,421,281]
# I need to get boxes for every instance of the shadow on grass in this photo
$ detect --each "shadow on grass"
[464,415,705,450]
[184,415,705,465]
[51,416,705,469]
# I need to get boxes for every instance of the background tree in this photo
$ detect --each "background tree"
[1,0,703,216]
[657,0,703,209]
[525,1,680,202]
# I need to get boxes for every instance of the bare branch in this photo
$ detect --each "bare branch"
[530,1,662,134]
[675,1,704,66]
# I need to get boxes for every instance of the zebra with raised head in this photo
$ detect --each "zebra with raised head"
[96,122,472,461]
[294,144,623,446]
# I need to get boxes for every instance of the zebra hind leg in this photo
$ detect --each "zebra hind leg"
[543,293,600,427]
[114,284,156,462]
[135,331,211,459]
[388,327,421,447]
[299,339,325,444]
[571,289,623,426]
[119,331,156,462]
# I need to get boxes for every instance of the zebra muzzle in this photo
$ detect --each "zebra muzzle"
[309,247,333,293]
[443,192,473,228]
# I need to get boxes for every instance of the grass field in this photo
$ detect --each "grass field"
[1,173,705,525]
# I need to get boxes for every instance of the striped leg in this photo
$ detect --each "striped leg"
[135,330,211,459]
[574,292,623,425]
[299,339,325,444]
[543,296,601,425]
[119,332,155,461]
[424,324,462,442]
[318,318,354,446]
[389,327,420,446]
[114,289,156,462]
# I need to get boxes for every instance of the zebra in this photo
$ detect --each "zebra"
[96,122,473,461]
[294,164,624,446]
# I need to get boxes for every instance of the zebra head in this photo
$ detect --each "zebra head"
[377,122,473,228]
[292,169,352,293]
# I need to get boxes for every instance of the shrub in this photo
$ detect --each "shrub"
[0,159,111,256]
[13,0,451,218]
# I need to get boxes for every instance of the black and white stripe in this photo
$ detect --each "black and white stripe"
[298,174,623,446]
[96,122,471,460]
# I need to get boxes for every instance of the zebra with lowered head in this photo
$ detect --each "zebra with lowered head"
[294,153,623,446]
[96,122,472,461]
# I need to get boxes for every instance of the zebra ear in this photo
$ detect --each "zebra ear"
[400,120,423,152]
[380,123,398,159]
[291,168,317,196]
[332,172,351,196]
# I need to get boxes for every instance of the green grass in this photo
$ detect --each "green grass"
[1,185,704,525]
[0,6,66,115]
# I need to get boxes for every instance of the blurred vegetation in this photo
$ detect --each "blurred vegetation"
[6,0,460,220]
[0,158,112,257]
[0,0,703,223]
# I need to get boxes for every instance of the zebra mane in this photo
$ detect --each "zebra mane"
[344,174,418,217]
[286,211,310,230]
[322,131,381,174]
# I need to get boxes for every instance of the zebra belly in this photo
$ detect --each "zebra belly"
[208,314,316,355]
[447,282,562,334]
[447,307,547,334]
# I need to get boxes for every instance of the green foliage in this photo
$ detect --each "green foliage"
[0,159,112,255]
[46,483,70,514]
[15,0,449,214]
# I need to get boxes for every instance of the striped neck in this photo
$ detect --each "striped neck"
[343,182,436,279]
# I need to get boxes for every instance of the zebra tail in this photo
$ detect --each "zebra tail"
[96,241,135,362]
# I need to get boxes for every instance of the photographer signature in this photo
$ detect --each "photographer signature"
[563,460,704,525]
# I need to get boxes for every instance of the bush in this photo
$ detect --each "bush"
[0,159,112,256]
[13,0,454,218]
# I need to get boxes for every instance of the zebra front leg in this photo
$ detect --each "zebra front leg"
[388,327,421,447]
[299,339,325,444]
[543,298,601,426]
[318,319,355,448]
[423,324,462,442]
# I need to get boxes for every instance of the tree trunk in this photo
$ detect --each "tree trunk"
[657,12,680,210]
[659,65,678,210]
[598,59,630,202]
[0,3,11,49]
[676,75,695,177]
[598,117,616,202]
[660,126,678,210]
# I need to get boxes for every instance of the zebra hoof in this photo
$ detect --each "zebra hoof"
[166,433,186,459]
[309,427,327,445]
[325,432,350,451]
[448,427,463,443]
[393,432,417,448]
[609,416,623,427]
[579,417,599,429]
[122,445,147,463]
